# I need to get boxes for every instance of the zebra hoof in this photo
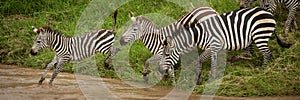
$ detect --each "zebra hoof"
[162,74,168,81]
[104,63,111,69]
[38,78,45,85]
[48,81,53,86]
[143,75,149,83]
[230,55,239,62]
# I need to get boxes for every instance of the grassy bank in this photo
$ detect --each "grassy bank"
[0,0,299,96]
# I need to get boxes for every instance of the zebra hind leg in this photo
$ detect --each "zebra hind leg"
[293,17,298,30]
[284,10,296,36]
[261,49,272,69]
[104,47,120,69]
[230,44,254,62]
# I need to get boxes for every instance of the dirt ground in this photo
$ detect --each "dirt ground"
[0,64,299,100]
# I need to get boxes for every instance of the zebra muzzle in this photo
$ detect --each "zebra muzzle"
[119,38,128,46]
[30,49,38,56]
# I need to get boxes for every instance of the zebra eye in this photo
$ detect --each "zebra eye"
[37,41,41,43]
[133,28,137,31]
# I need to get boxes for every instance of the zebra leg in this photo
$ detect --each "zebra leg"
[195,50,211,85]
[293,17,298,30]
[38,57,57,85]
[284,10,296,36]
[261,49,272,68]
[255,41,272,68]
[104,47,120,69]
[167,65,176,86]
[49,61,66,85]
[210,49,220,80]
[143,55,161,82]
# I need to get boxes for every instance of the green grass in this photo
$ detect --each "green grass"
[1,0,299,97]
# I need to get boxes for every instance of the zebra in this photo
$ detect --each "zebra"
[120,7,218,82]
[30,10,119,85]
[160,7,292,85]
[240,0,299,36]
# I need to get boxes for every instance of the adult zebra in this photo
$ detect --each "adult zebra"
[120,7,218,82]
[160,7,292,85]
[30,10,119,85]
[240,0,299,36]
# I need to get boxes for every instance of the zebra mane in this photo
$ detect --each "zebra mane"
[137,16,159,29]
[41,26,66,37]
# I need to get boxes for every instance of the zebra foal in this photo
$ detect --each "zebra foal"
[160,7,292,85]
[30,10,119,85]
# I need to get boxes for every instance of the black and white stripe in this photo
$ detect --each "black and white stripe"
[160,7,292,84]
[120,7,218,82]
[30,10,118,85]
[240,0,299,36]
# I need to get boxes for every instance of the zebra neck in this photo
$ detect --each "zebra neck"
[48,33,70,53]
[140,33,162,54]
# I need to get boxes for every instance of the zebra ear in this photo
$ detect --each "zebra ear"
[131,16,136,22]
[129,11,136,22]
[32,26,39,34]
[129,11,134,17]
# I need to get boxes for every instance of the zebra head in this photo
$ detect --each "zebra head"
[159,36,176,74]
[120,12,158,45]
[30,26,50,55]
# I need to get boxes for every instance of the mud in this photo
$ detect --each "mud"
[0,64,299,100]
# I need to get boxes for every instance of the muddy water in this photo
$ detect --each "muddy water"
[0,64,299,100]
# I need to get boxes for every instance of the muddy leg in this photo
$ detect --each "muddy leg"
[142,55,161,83]
[39,57,57,85]
[49,61,66,85]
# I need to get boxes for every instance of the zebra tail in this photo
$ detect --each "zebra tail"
[111,9,118,32]
[274,32,292,48]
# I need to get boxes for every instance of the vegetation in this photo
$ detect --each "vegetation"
[0,0,299,97]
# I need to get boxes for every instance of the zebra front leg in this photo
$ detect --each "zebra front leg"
[143,55,162,82]
[104,47,120,69]
[196,50,211,85]
[39,57,57,85]
[210,46,222,80]
[210,52,218,79]
[167,65,176,86]
[49,61,66,85]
